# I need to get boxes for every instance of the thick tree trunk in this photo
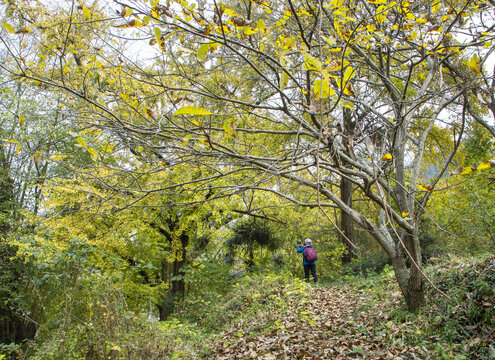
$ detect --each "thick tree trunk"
[390,238,425,312]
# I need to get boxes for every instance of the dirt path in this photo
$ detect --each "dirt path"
[208,285,423,359]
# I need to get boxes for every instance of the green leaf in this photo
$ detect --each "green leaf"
[197,43,209,61]
[154,27,162,45]
[174,106,212,116]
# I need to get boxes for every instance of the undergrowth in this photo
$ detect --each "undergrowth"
[364,253,495,360]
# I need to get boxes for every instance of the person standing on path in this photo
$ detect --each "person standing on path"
[297,238,318,283]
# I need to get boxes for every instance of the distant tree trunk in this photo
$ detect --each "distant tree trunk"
[0,145,37,342]
[158,232,189,321]
[340,108,356,263]
[340,176,355,263]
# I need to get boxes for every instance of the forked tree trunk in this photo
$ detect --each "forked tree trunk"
[389,231,425,312]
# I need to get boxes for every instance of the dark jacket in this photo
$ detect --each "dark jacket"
[297,245,316,265]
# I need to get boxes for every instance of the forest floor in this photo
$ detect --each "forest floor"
[206,284,423,360]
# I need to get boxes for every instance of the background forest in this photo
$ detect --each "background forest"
[0,0,494,358]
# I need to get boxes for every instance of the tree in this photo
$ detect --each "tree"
[226,219,281,268]
[3,0,495,312]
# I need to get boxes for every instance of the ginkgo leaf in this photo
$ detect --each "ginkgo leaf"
[381,153,392,160]
[174,106,212,116]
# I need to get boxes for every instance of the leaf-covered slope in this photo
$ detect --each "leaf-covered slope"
[208,285,421,359]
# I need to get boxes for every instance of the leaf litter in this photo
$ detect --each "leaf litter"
[206,285,423,359]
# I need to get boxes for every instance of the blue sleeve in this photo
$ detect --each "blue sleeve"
[297,246,304,253]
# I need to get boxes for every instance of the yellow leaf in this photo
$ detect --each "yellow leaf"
[142,16,151,26]
[101,144,114,153]
[244,27,258,35]
[51,154,68,161]
[418,184,433,192]
[326,59,341,71]
[224,8,238,16]
[376,5,387,23]
[468,54,481,74]
[174,106,212,116]
[381,153,392,160]
[82,6,91,19]
[477,162,492,171]
[341,101,354,109]
[304,53,322,71]
[2,23,16,33]
[280,70,289,90]
[76,137,88,149]
[223,121,235,137]
[124,7,133,17]
[432,0,441,14]
[314,78,331,99]
[343,66,355,84]
[197,43,209,61]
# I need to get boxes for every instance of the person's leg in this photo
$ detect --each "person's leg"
[310,264,318,283]
[303,265,310,282]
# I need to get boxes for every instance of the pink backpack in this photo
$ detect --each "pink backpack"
[304,246,317,262]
